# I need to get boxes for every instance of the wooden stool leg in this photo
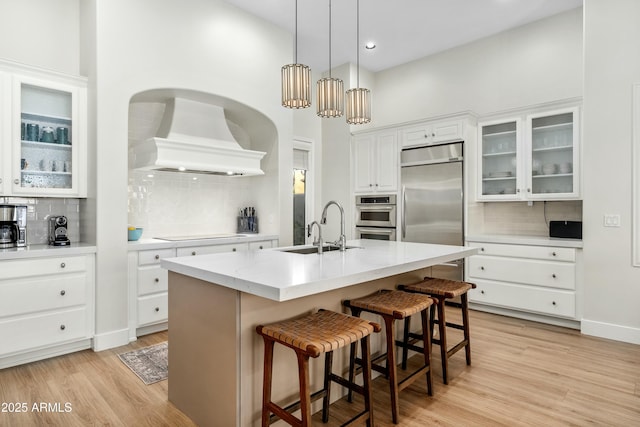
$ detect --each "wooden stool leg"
[322,351,333,423]
[383,316,400,424]
[461,293,472,365]
[421,309,433,396]
[296,351,312,427]
[347,341,357,403]
[401,316,411,370]
[360,334,375,427]
[436,299,449,385]
[261,338,274,427]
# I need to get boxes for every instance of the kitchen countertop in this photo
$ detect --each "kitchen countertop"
[0,243,97,260]
[162,239,477,301]
[466,234,583,248]
[127,233,279,251]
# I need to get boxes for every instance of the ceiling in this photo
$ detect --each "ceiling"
[222,0,583,73]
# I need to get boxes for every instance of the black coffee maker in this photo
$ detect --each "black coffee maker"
[0,205,27,248]
[49,216,71,246]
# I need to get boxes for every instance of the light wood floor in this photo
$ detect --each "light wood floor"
[0,310,639,426]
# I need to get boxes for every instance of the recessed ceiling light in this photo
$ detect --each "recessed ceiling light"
[365,42,376,50]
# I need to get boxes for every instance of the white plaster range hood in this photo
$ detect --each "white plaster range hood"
[129,97,265,176]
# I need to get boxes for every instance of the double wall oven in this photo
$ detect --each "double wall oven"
[354,194,397,240]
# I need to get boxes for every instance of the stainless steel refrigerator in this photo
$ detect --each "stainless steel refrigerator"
[401,142,464,280]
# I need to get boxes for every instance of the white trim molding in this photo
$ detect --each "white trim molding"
[92,328,130,351]
[633,83,640,266]
[581,318,640,345]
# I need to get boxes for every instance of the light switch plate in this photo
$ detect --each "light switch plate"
[603,214,621,227]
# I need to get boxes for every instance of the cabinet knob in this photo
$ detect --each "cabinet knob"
[552,252,557,257]
[431,133,435,137]
[480,247,485,252]
[60,325,66,331]
[14,179,19,185]
[155,307,160,312]
[155,254,160,260]
[481,290,485,294]
[516,188,520,193]
[480,266,485,270]
[552,301,556,306]
[154,278,159,283]
[259,245,263,250]
[232,248,237,252]
[191,251,197,256]
[552,273,557,278]
[527,188,531,193]
[60,262,66,268]
[369,183,373,187]
[375,183,379,187]
[60,290,66,296]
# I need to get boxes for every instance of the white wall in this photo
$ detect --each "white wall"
[83,0,293,348]
[581,0,640,343]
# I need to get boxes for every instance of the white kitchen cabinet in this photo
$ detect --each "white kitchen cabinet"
[465,240,581,324]
[0,60,87,197]
[353,130,398,194]
[400,118,464,148]
[0,254,95,368]
[477,106,580,201]
[128,238,278,339]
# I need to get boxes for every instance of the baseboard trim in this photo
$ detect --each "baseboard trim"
[93,328,130,351]
[469,303,581,329]
[581,319,640,345]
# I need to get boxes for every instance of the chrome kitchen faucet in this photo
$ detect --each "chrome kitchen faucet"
[320,201,346,251]
[307,221,324,254]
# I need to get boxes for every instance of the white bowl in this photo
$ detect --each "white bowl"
[542,164,557,175]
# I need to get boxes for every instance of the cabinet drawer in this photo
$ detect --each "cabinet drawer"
[468,255,575,290]
[467,241,575,262]
[137,293,168,326]
[469,280,575,318]
[1,255,87,280]
[0,274,86,318]
[249,240,273,250]
[176,243,248,257]
[138,248,176,266]
[0,307,88,356]
[137,266,168,296]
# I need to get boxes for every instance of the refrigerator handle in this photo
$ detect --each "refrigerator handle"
[401,185,406,239]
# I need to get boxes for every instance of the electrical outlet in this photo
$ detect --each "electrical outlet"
[603,214,621,227]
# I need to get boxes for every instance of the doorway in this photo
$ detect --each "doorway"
[293,139,314,245]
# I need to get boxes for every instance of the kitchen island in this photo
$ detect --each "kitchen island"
[162,239,477,427]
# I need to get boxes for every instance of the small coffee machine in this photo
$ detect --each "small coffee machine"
[0,205,27,248]
[49,215,71,246]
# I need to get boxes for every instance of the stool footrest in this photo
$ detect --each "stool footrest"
[268,389,326,425]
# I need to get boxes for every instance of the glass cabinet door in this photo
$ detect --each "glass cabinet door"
[478,118,521,199]
[526,107,579,199]
[13,77,79,196]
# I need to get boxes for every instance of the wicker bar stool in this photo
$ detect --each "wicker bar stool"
[343,290,435,424]
[398,277,476,384]
[256,309,381,427]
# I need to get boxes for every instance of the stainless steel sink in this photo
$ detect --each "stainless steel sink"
[278,245,360,254]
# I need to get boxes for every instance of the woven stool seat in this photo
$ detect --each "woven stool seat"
[258,309,379,358]
[398,277,476,384]
[256,309,380,426]
[343,290,435,424]
[345,289,435,319]
[402,277,476,298]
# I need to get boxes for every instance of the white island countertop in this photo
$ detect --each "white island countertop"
[162,239,477,302]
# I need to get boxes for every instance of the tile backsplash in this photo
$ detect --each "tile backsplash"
[1,197,80,245]
[128,170,254,238]
[467,200,583,237]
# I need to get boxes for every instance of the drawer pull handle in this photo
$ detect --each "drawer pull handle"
[480,266,485,270]
[60,290,66,296]
[480,247,485,252]
[552,301,556,306]
[552,274,557,278]
[232,248,237,252]
[552,252,557,257]
[259,245,263,249]
[155,255,160,260]
[191,251,197,256]
[481,290,485,294]
[154,278,160,283]
[60,262,66,268]
[60,325,66,331]
[155,307,160,312]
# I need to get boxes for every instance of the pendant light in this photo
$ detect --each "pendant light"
[282,0,311,109]
[317,0,344,118]
[346,0,371,124]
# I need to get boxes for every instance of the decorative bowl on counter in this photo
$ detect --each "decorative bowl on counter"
[128,227,143,241]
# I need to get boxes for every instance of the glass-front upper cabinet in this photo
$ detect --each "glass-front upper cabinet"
[525,107,579,200]
[478,118,521,199]
[477,105,580,201]
[12,76,82,196]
